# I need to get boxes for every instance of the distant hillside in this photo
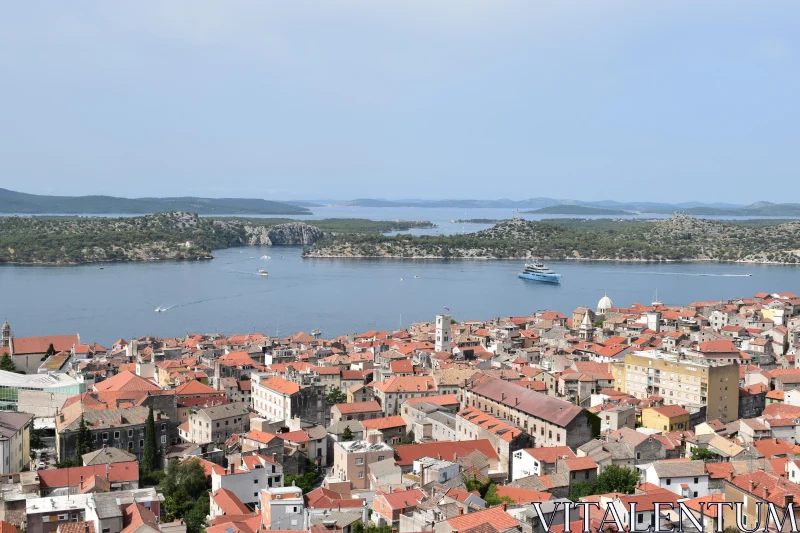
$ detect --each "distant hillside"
[0,188,311,215]
[523,205,631,215]
[332,198,800,215]
[304,215,800,263]
[635,202,800,216]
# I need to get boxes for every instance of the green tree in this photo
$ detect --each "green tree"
[352,522,392,533]
[142,406,158,478]
[569,465,640,501]
[691,447,718,461]
[326,388,347,405]
[41,343,58,362]
[463,475,513,506]
[0,352,15,372]
[341,426,353,442]
[75,415,91,457]
[162,458,210,533]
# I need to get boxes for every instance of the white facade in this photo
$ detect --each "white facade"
[435,315,451,353]
[262,486,306,530]
[251,374,294,422]
[642,464,709,498]
[212,456,284,505]
[511,449,543,481]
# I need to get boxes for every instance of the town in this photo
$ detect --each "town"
[1,291,800,533]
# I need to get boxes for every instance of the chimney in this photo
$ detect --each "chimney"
[502,503,507,512]
[458,508,464,515]
[764,487,770,499]
[749,480,755,493]
[272,453,277,462]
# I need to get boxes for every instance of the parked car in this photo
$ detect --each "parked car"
[36,462,46,470]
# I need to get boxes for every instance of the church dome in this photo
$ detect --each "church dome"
[597,294,614,314]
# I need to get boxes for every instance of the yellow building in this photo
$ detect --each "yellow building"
[611,350,740,423]
[641,405,691,432]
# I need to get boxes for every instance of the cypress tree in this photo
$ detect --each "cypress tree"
[75,415,91,457]
[142,406,158,474]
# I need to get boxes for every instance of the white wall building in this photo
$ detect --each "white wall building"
[641,460,709,498]
[211,453,283,505]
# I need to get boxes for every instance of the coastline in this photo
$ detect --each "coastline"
[301,253,800,266]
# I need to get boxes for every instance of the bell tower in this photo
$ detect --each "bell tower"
[1,321,11,348]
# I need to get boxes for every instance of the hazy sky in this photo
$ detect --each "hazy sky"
[1,2,798,202]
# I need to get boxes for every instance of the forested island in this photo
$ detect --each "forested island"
[302,216,800,264]
[0,214,435,264]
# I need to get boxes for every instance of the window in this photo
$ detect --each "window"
[694,477,698,483]
[358,472,364,479]
[128,429,133,437]
[161,435,166,444]
[102,432,108,441]
[666,479,671,485]
[58,515,68,521]
[254,479,259,484]
[378,456,385,461]
[114,431,120,439]
[355,458,364,465]
[162,423,166,431]
[638,514,644,524]
[139,439,144,448]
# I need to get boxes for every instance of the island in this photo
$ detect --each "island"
[0,213,435,265]
[522,205,632,215]
[0,188,312,215]
[302,215,800,264]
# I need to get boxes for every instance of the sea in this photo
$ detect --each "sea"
[1,207,798,345]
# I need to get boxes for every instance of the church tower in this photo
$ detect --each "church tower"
[578,312,594,342]
[1,321,11,348]
[435,314,452,353]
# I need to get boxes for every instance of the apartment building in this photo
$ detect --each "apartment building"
[179,402,250,445]
[610,350,739,423]
[462,374,594,449]
[251,374,300,422]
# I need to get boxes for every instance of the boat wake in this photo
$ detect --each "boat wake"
[600,270,752,277]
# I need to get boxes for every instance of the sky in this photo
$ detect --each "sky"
[0,2,798,203]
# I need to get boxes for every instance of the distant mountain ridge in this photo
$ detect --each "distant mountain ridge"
[0,188,311,215]
[331,198,800,215]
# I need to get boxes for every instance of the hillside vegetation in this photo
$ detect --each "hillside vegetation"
[0,214,434,264]
[303,215,800,264]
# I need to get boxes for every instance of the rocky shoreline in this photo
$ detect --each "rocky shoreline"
[302,216,800,264]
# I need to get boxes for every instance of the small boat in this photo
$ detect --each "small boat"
[414,275,419,279]
[258,269,269,277]
[400,277,404,281]
[261,255,271,260]
[519,260,562,284]
[99,267,104,270]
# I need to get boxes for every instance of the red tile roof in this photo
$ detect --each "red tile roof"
[333,401,382,414]
[361,415,406,431]
[259,376,300,395]
[11,334,79,355]
[647,405,689,418]
[376,488,425,510]
[175,379,219,395]
[446,506,519,532]
[404,394,459,407]
[394,440,498,466]
[93,371,161,393]
[38,462,139,489]
[211,488,252,516]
